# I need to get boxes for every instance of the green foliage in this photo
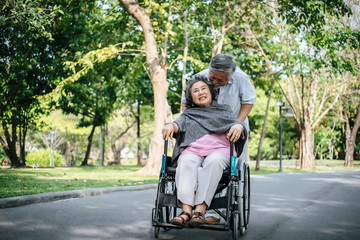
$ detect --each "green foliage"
[57,59,120,129]
[249,87,298,160]
[0,0,97,166]
[277,0,351,35]
[277,0,358,76]
[0,0,359,169]
[26,149,64,167]
[0,148,10,166]
[39,110,91,135]
[35,110,91,162]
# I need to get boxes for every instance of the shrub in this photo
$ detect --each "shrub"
[26,149,64,167]
[0,148,10,166]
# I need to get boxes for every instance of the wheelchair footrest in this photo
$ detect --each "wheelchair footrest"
[152,221,183,229]
[198,223,230,231]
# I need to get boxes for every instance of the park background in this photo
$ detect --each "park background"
[1,0,360,177]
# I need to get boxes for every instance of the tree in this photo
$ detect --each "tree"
[276,0,358,169]
[343,104,360,166]
[0,0,96,166]
[341,0,360,167]
[341,75,360,167]
[36,110,93,166]
[107,111,136,165]
[119,0,169,174]
[56,60,120,166]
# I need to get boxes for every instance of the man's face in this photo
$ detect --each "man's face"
[209,71,229,87]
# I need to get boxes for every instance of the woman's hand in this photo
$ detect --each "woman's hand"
[227,124,244,142]
[162,123,177,140]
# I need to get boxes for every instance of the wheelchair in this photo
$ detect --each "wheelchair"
[152,140,250,239]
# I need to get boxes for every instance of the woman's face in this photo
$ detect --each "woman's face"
[190,81,212,107]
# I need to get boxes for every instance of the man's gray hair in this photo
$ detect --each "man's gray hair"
[209,53,237,74]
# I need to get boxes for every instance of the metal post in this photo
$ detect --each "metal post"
[279,105,283,172]
[51,131,55,167]
[99,126,104,166]
[48,133,51,166]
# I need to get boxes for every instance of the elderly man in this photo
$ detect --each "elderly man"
[181,53,256,163]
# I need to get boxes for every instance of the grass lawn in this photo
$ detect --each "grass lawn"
[1,159,359,199]
[0,164,158,199]
[249,159,360,173]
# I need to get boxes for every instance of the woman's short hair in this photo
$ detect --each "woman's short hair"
[184,75,217,108]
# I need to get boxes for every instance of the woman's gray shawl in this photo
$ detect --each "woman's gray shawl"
[171,102,247,167]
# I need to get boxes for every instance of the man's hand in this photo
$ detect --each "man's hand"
[227,124,244,142]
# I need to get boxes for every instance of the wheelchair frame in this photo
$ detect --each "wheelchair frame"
[152,140,250,239]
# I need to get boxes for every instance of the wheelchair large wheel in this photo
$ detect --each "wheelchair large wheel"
[231,183,245,237]
[243,164,250,229]
[231,211,240,240]
[231,195,245,239]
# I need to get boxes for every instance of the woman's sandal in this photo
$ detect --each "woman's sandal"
[189,212,206,227]
[170,211,191,227]
[205,216,220,225]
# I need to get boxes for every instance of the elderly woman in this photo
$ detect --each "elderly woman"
[162,75,247,228]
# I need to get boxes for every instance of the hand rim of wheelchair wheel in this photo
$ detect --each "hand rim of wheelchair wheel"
[243,164,250,229]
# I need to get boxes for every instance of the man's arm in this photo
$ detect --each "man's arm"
[237,104,253,122]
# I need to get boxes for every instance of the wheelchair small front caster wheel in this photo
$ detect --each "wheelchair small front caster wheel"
[154,226,160,238]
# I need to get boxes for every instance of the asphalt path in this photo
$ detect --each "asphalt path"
[1,170,360,240]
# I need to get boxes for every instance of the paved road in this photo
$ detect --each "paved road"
[1,170,360,240]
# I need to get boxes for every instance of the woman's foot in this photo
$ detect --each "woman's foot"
[170,211,191,227]
[189,212,206,227]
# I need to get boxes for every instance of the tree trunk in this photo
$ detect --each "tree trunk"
[144,70,168,173]
[63,129,72,166]
[19,122,26,166]
[65,142,72,166]
[298,122,315,169]
[1,112,22,167]
[120,0,168,174]
[255,77,275,171]
[136,103,141,165]
[1,124,19,166]
[19,109,29,165]
[111,139,124,165]
[108,121,135,165]
[81,124,96,166]
[99,125,105,166]
[111,141,120,164]
[181,10,188,112]
[344,104,360,167]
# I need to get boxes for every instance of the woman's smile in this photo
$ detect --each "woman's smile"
[191,81,212,107]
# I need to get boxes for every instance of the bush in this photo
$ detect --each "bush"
[26,149,64,167]
[0,148,10,166]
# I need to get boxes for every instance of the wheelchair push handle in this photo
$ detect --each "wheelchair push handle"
[230,141,237,157]
[164,140,168,156]
[230,141,237,177]
[160,140,169,175]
